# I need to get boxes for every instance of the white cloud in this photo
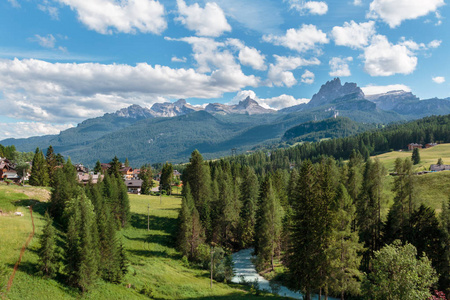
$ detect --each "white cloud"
[301,69,315,84]
[227,39,266,71]
[176,0,231,37]
[331,21,376,49]
[56,0,167,34]
[263,24,329,53]
[0,58,258,123]
[329,57,353,77]
[267,55,320,87]
[368,0,445,28]
[288,0,328,15]
[353,0,362,6]
[363,35,417,76]
[171,56,187,63]
[432,76,445,84]
[0,122,75,140]
[8,0,20,8]
[229,90,310,110]
[31,34,56,48]
[38,1,59,19]
[428,40,442,48]
[362,84,411,95]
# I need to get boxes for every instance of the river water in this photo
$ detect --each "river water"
[231,248,337,300]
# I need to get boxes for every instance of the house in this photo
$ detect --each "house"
[132,168,141,179]
[430,164,450,172]
[0,158,17,181]
[425,143,438,148]
[156,170,182,181]
[77,173,104,185]
[100,163,111,173]
[408,143,423,151]
[75,164,88,173]
[125,179,143,194]
[120,167,134,180]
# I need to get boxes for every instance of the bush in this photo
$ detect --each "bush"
[140,283,154,298]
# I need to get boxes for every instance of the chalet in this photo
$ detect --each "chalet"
[0,158,18,182]
[125,179,143,194]
[430,164,450,172]
[120,167,134,180]
[132,168,141,180]
[408,143,423,151]
[156,169,182,181]
[75,164,88,173]
[101,163,111,173]
[77,173,104,185]
[425,143,438,148]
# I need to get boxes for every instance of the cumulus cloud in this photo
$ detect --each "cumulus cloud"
[363,35,417,76]
[301,70,315,84]
[227,39,266,71]
[432,76,445,84]
[263,25,329,53]
[267,55,320,87]
[0,122,75,140]
[353,0,362,6]
[287,0,328,15]
[331,21,376,49]
[428,40,442,48]
[361,84,412,95]
[329,57,353,77]
[0,58,258,123]
[7,0,20,8]
[229,90,310,110]
[38,1,59,19]
[368,0,445,28]
[56,0,167,34]
[176,0,231,37]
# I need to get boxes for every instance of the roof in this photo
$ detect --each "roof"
[125,179,143,188]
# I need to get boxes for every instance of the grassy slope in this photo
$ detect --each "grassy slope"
[371,144,450,215]
[0,184,285,299]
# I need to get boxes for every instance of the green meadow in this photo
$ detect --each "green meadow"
[0,183,286,299]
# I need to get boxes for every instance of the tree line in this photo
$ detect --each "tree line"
[178,149,450,299]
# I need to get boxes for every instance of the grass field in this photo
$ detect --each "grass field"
[371,144,450,215]
[0,183,286,299]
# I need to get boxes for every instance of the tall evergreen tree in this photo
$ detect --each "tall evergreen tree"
[440,198,450,295]
[412,147,421,165]
[117,177,130,227]
[94,160,102,174]
[160,163,173,195]
[124,158,130,168]
[238,167,259,248]
[139,165,153,195]
[37,211,58,278]
[288,160,321,299]
[108,156,121,178]
[178,184,204,260]
[327,184,364,299]
[29,147,49,186]
[46,146,57,187]
[183,150,211,216]
[255,176,283,271]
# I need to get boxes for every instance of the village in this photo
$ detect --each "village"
[0,157,182,195]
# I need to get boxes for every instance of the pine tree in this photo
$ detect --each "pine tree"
[124,158,130,168]
[178,184,204,260]
[238,167,259,248]
[46,146,57,187]
[160,163,173,195]
[94,160,102,174]
[412,147,421,165]
[29,148,49,186]
[37,211,58,278]
[327,184,363,299]
[255,176,283,271]
[139,165,153,195]
[108,156,121,178]
[437,157,444,166]
[288,160,321,299]
[117,177,130,227]
[440,198,450,295]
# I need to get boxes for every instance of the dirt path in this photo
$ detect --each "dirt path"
[6,206,35,293]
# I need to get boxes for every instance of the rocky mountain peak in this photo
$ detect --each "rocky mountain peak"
[236,96,259,108]
[308,78,365,108]
[114,104,154,119]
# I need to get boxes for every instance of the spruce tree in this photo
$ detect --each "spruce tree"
[117,177,130,227]
[139,165,153,195]
[238,167,259,248]
[327,184,363,299]
[124,158,130,168]
[29,147,49,186]
[46,146,57,187]
[94,160,102,174]
[108,156,121,178]
[440,198,450,295]
[183,150,211,216]
[412,147,420,165]
[255,176,283,271]
[37,211,58,278]
[160,163,173,195]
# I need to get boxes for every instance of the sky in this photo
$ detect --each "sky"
[0,0,449,140]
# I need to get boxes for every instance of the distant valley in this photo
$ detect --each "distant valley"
[2,78,450,166]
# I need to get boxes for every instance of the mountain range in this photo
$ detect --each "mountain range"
[3,78,450,166]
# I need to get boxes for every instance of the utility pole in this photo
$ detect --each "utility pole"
[147,203,150,231]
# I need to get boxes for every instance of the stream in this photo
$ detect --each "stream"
[231,248,337,300]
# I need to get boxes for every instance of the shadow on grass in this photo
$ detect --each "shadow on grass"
[130,213,178,236]
[13,199,50,217]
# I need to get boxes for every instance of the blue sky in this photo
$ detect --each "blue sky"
[0,0,448,139]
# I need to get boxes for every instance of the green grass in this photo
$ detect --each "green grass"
[0,184,287,299]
